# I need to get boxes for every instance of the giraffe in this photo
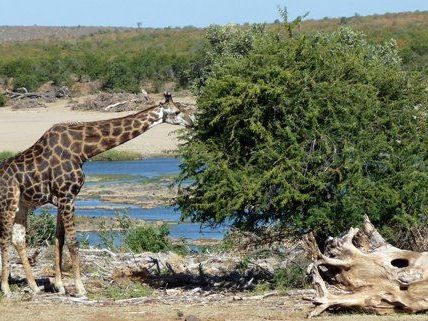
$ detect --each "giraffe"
[0,93,193,297]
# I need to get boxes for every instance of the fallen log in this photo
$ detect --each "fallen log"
[5,90,42,100]
[305,215,428,317]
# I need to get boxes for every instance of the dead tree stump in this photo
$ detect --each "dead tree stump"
[305,215,428,317]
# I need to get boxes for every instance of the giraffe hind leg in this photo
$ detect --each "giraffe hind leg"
[58,200,86,297]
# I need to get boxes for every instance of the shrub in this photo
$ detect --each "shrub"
[176,26,428,243]
[102,59,140,93]
[27,210,56,247]
[272,259,309,291]
[98,212,173,253]
[124,224,171,253]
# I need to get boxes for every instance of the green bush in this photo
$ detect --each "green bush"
[27,210,56,247]
[124,224,171,253]
[102,58,140,93]
[176,26,428,242]
[98,212,173,253]
[272,261,308,291]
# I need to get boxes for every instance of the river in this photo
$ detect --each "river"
[37,158,226,246]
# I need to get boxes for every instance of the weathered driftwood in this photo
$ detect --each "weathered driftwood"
[104,100,129,111]
[305,215,428,317]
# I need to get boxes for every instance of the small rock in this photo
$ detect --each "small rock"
[176,309,184,318]
[184,316,201,321]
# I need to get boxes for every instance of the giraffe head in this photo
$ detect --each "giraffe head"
[159,92,194,128]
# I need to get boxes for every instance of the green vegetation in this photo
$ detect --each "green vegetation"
[176,20,428,243]
[254,264,308,294]
[124,224,171,253]
[0,12,427,92]
[27,210,56,247]
[98,212,175,253]
[271,261,308,291]
[0,27,202,92]
[90,149,142,161]
[0,151,15,162]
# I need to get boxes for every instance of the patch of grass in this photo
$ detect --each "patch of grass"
[253,282,271,295]
[90,149,141,161]
[89,283,153,300]
[0,150,16,162]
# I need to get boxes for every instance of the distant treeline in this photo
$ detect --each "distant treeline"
[0,11,426,93]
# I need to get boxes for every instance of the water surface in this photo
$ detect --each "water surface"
[38,158,226,245]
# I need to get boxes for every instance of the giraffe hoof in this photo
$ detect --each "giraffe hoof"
[54,282,66,295]
[76,288,87,298]
[56,286,66,295]
[76,290,86,298]
[32,286,42,294]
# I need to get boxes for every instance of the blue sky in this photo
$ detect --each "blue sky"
[0,0,427,27]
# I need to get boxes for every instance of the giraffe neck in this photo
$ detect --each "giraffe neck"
[80,105,164,160]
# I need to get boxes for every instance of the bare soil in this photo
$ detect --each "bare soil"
[0,297,426,321]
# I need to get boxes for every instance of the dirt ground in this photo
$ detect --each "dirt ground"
[0,298,426,321]
[0,97,182,157]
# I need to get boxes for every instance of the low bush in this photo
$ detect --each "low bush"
[27,210,56,247]
[124,224,171,253]
[272,260,309,291]
[253,257,309,293]
[98,212,174,253]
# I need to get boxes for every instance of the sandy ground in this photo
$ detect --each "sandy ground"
[0,299,425,321]
[0,99,181,156]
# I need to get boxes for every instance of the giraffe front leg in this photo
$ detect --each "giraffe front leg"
[58,201,86,297]
[0,213,14,297]
[1,243,11,297]
[12,224,40,294]
[54,215,65,294]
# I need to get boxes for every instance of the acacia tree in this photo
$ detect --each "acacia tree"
[176,26,428,242]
